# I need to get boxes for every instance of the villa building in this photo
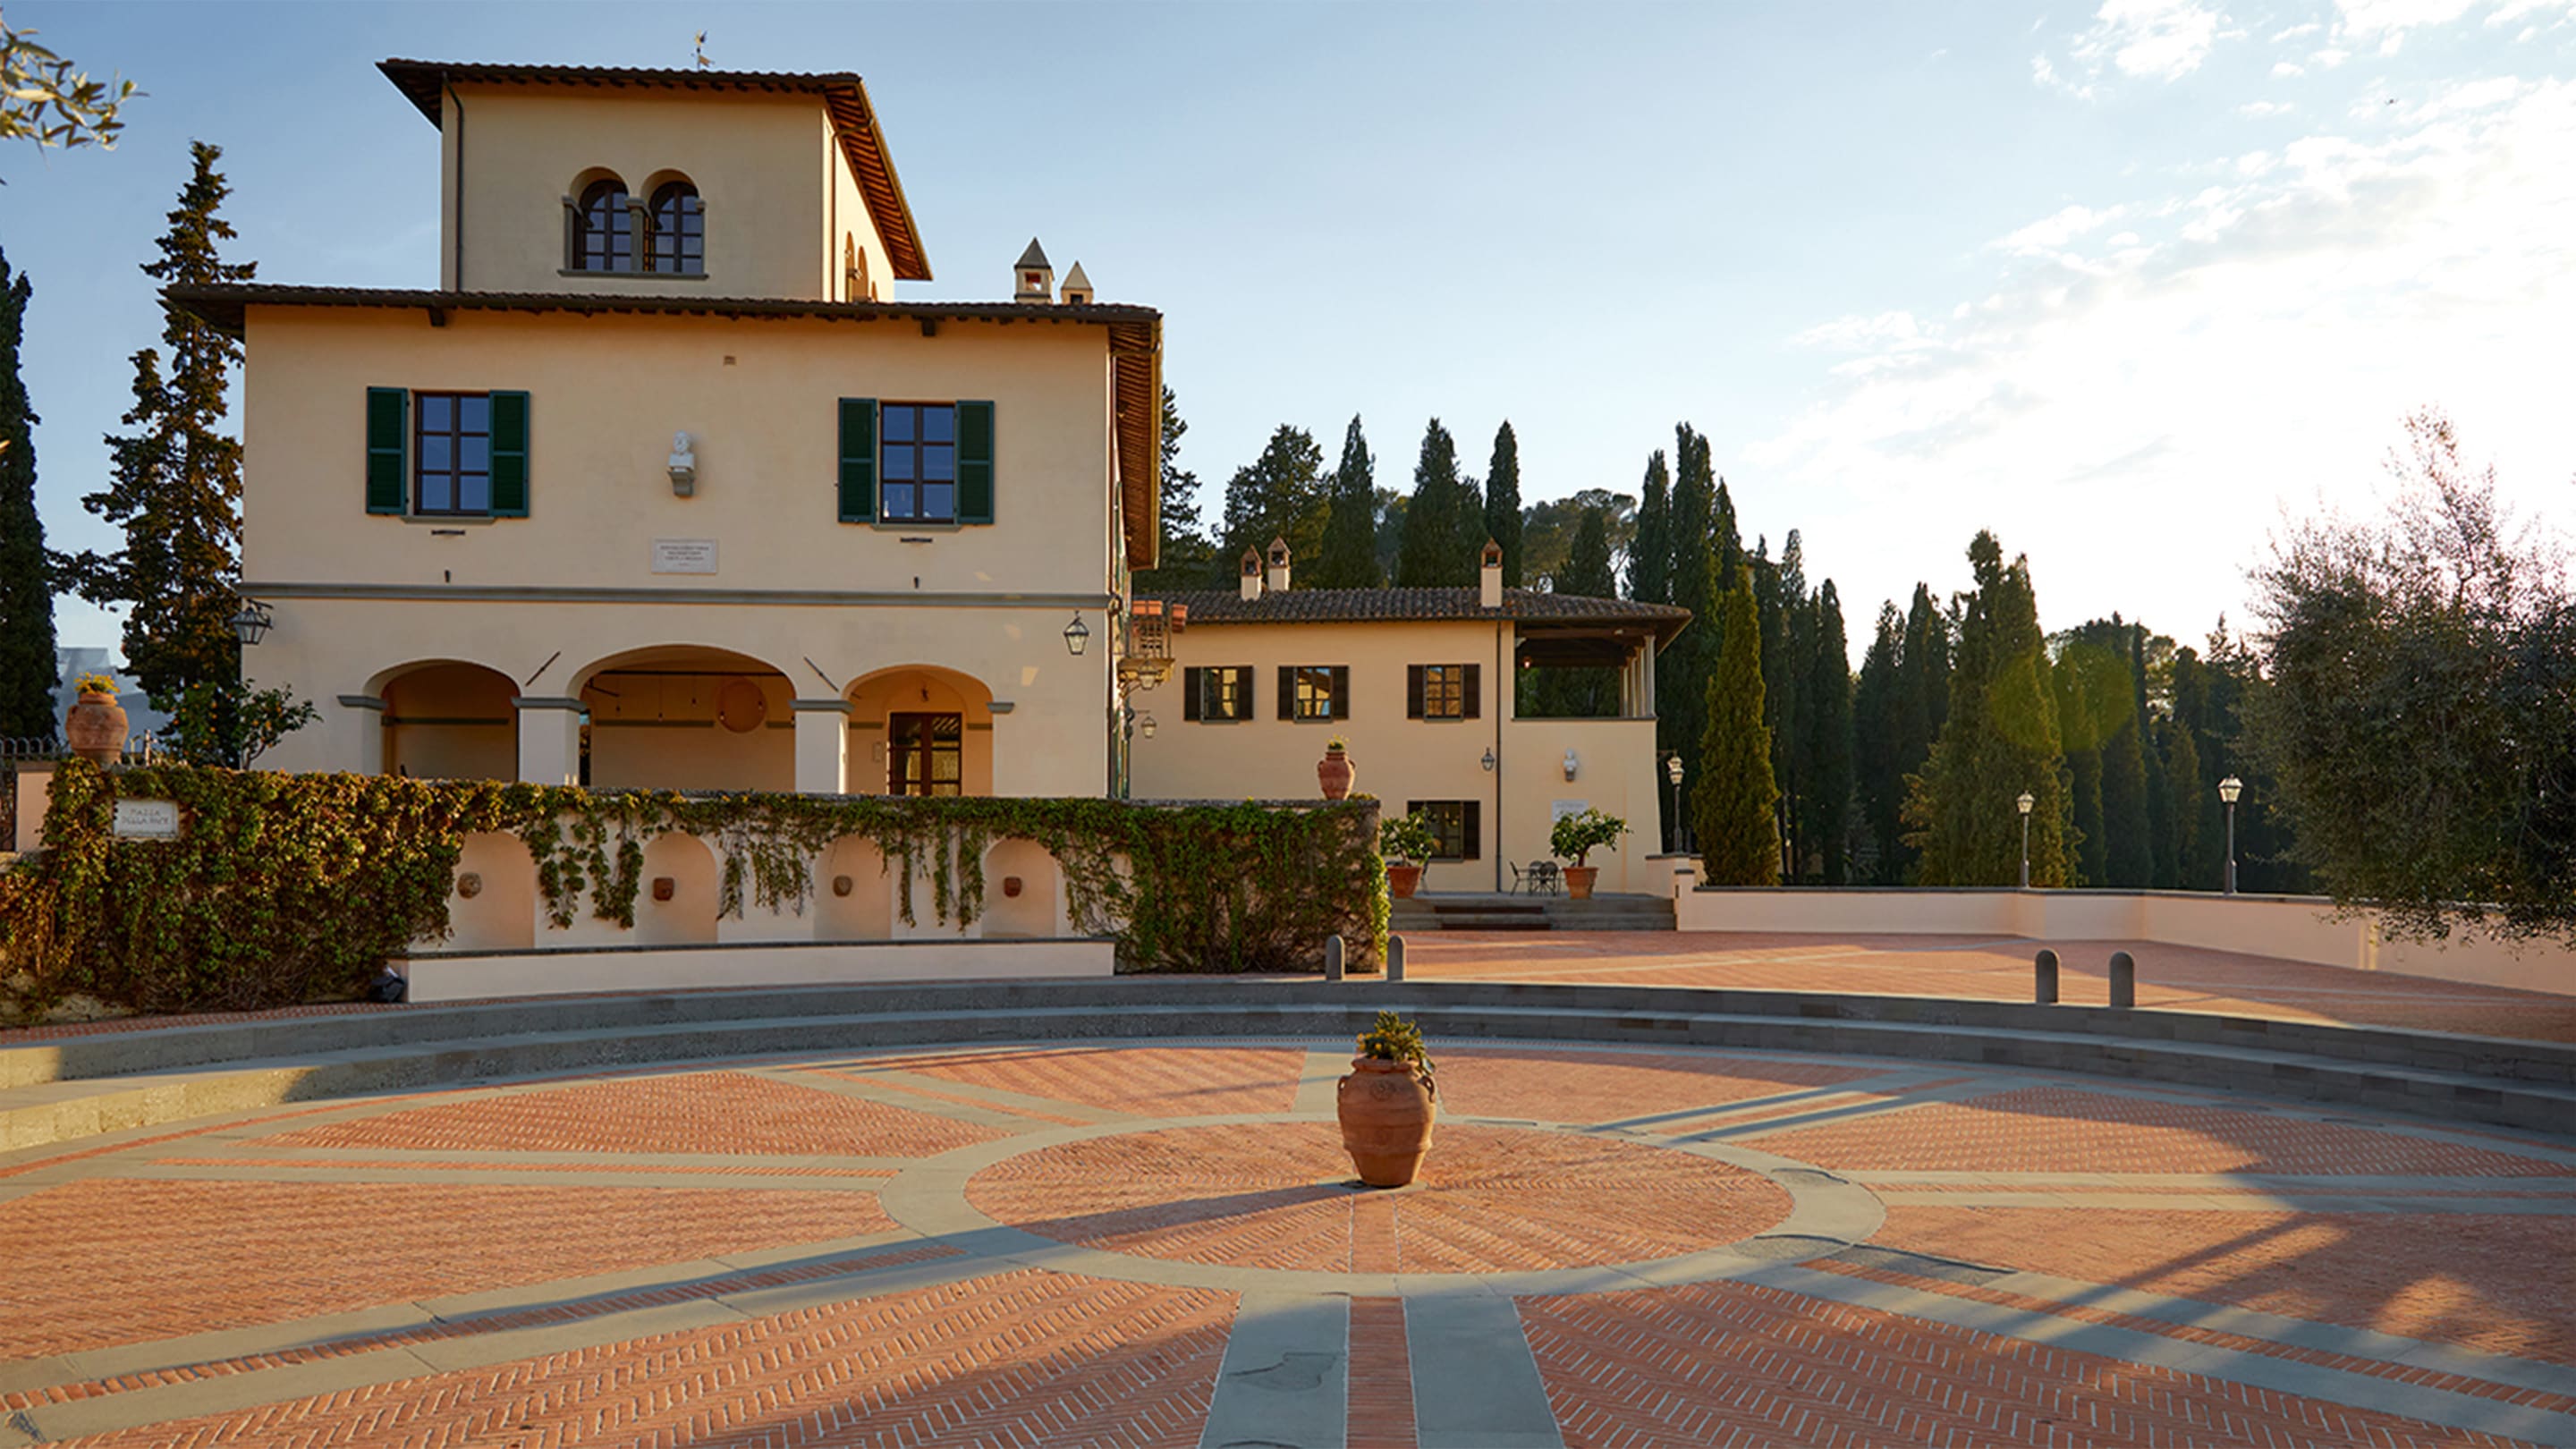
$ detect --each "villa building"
[166,56,1689,901]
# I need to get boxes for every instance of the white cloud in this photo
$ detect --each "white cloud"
[2271,20,2326,37]
[2037,0,2230,96]
[2241,98,2300,114]
[2273,59,2309,75]
[1748,77,2576,639]
[2312,44,2355,64]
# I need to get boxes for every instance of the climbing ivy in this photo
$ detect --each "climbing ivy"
[1,762,1385,1014]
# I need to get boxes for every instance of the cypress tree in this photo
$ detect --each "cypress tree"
[61,140,256,703]
[2135,624,2175,888]
[1767,531,1811,877]
[0,243,56,740]
[1805,580,1854,884]
[1555,505,1615,598]
[1216,424,1327,577]
[1852,602,1905,881]
[1483,420,1524,587]
[1131,385,1213,594]
[1657,426,1717,769]
[1907,531,2072,886]
[1309,414,1382,589]
[1523,505,1623,718]
[1394,419,1476,587]
[2052,656,2108,885]
[1713,478,1743,593]
[1694,570,1780,885]
[2157,716,2202,888]
[1625,451,1671,604]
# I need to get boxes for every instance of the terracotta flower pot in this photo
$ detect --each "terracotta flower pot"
[1318,749,1354,801]
[1563,865,1598,900]
[64,693,129,766]
[1337,1056,1437,1187]
[1386,863,1423,899]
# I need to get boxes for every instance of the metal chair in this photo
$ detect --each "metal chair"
[1526,860,1563,896]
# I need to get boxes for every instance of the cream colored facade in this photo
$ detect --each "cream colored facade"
[191,61,1159,801]
[1130,557,1685,895]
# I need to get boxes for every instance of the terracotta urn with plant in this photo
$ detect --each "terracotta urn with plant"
[64,674,128,766]
[1317,735,1355,801]
[1551,807,1629,901]
[1338,1010,1437,1187]
[1379,810,1436,900]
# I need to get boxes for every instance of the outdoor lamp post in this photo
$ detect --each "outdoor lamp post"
[2218,775,2243,895]
[1063,612,1090,657]
[1665,753,1686,852]
[2016,791,2036,889]
[230,596,274,648]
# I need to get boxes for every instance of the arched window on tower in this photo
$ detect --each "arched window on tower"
[649,181,705,275]
[571,178,633,272]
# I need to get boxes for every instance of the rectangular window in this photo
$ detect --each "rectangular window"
[887,711,962,796]
[413,392,492,516]
[1280,665,1348,722]
[880,402,957,524]
[1408,663,1481,720]
[1191,666,1252,722]
[1405,800,1482,860]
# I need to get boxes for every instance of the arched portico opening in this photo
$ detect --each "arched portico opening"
[371,661,518,781]
[575,646,795,792]
[845,665,997,796]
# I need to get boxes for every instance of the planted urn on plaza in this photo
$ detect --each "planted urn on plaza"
[63,674,128,766]
[1337,1010,1438,1187]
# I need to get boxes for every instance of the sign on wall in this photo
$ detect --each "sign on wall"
[1552,800,1588,823]
[111,800,182,840]
[651,538,719,575]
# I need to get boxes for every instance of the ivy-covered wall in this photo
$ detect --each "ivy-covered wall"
[0,762,1385,1014]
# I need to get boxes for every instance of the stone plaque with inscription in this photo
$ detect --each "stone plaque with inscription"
[112,800,182,840]
[651,538,718,575]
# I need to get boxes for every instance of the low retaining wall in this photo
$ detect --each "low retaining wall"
[1679,886,2576,997]
[398,937,1119,1004]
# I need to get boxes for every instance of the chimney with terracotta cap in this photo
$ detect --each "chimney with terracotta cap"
[1240,547,1263,601]
[1266,537,1292,595]
[1479,538,1504,608]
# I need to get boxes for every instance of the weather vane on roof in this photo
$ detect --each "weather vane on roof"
[693,31,711,69]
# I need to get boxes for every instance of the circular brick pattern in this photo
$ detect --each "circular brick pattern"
[965,1120,1795,1275]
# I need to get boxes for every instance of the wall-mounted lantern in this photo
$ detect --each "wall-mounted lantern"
[1063,612,1090,656]
[1479,747,1497,773]
[230,595,274,648]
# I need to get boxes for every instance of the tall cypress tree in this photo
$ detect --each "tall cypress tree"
[1625,451,1671,604]
[1694,569,1780,885]
[1483,420,1523,587]
[2135,624,2174,888]
[1805,580,1854,884]
[61,140,256,703]
[1767,531,1812,877]
[1394,419,1477,587]
[0,243,57,739]
[1309,414,1381,589]
[2157,715,2202,888]
[1852,602,1905,882]
[1907,531,2072,886]
[1555,505,1615,599]
[2052,651,2109,885]
[1657,426,1718,768]
[1712,478,1743,591]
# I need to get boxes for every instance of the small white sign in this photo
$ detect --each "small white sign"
[112,800,182,840]
[651,538,718,574]
[1552,800,1589,823]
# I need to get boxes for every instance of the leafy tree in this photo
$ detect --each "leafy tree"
[1130,385,1211,594]
[2245,409,2574,943]
[164,678,318,767]
[1483,421,1524,587]
[1216,424,1327,580]
[2,11,135,169]
[1906,531,2072,886]
[1693,570,1779,885]
[1625,452,1671,604]
[1852,602,1904,881]
[1803,580,1854,884]
[1521,488,1634,587]
[58,140,254,705]
[1657,426,1717,769]
[0,242,54,739]
[1393,418,1479,587]
[1308,415,1382,589]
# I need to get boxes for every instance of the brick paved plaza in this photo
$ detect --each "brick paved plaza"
[5,1031,2572,1446]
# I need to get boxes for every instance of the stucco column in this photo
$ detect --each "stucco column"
[513,696,585,786]
[793,699,853,794]
[334,694,386,776]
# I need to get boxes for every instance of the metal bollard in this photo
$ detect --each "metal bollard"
[1325,935,1345,982]
[2108,950,2135,1009]
[1386,935,1406,982]
[2033,948,2060,1004]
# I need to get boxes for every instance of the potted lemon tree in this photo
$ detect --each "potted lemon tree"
[1379,810,1436,899]
[1550,808,1628,900]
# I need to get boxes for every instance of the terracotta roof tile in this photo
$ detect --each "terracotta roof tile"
[1138,587,1690,642]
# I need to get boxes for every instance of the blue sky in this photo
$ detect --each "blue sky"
[7,0,2572,662]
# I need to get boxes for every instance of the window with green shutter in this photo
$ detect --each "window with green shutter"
[365,387,407,514]
[956,399,995,524]
[838,397,877,523]
[489,391,530,517]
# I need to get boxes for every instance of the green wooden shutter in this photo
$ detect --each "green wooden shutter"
[839,398,878,523]
[1182,668,1203,721]
[1331,666,1350,719]
[956,400,996,524]
[1407,665,1425,719]
[366,387,407,514]
[1462,664,1480,720]
[1277,665,1295,721]
[1462,801,1481,860]
[488,391,530,517]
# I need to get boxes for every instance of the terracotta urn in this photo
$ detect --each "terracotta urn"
[1337,1056,1437,1187]
[64,691,128,766]
[1563,865,1599,901]
[1318,748,1354,801]
[1386,863,1423,899]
